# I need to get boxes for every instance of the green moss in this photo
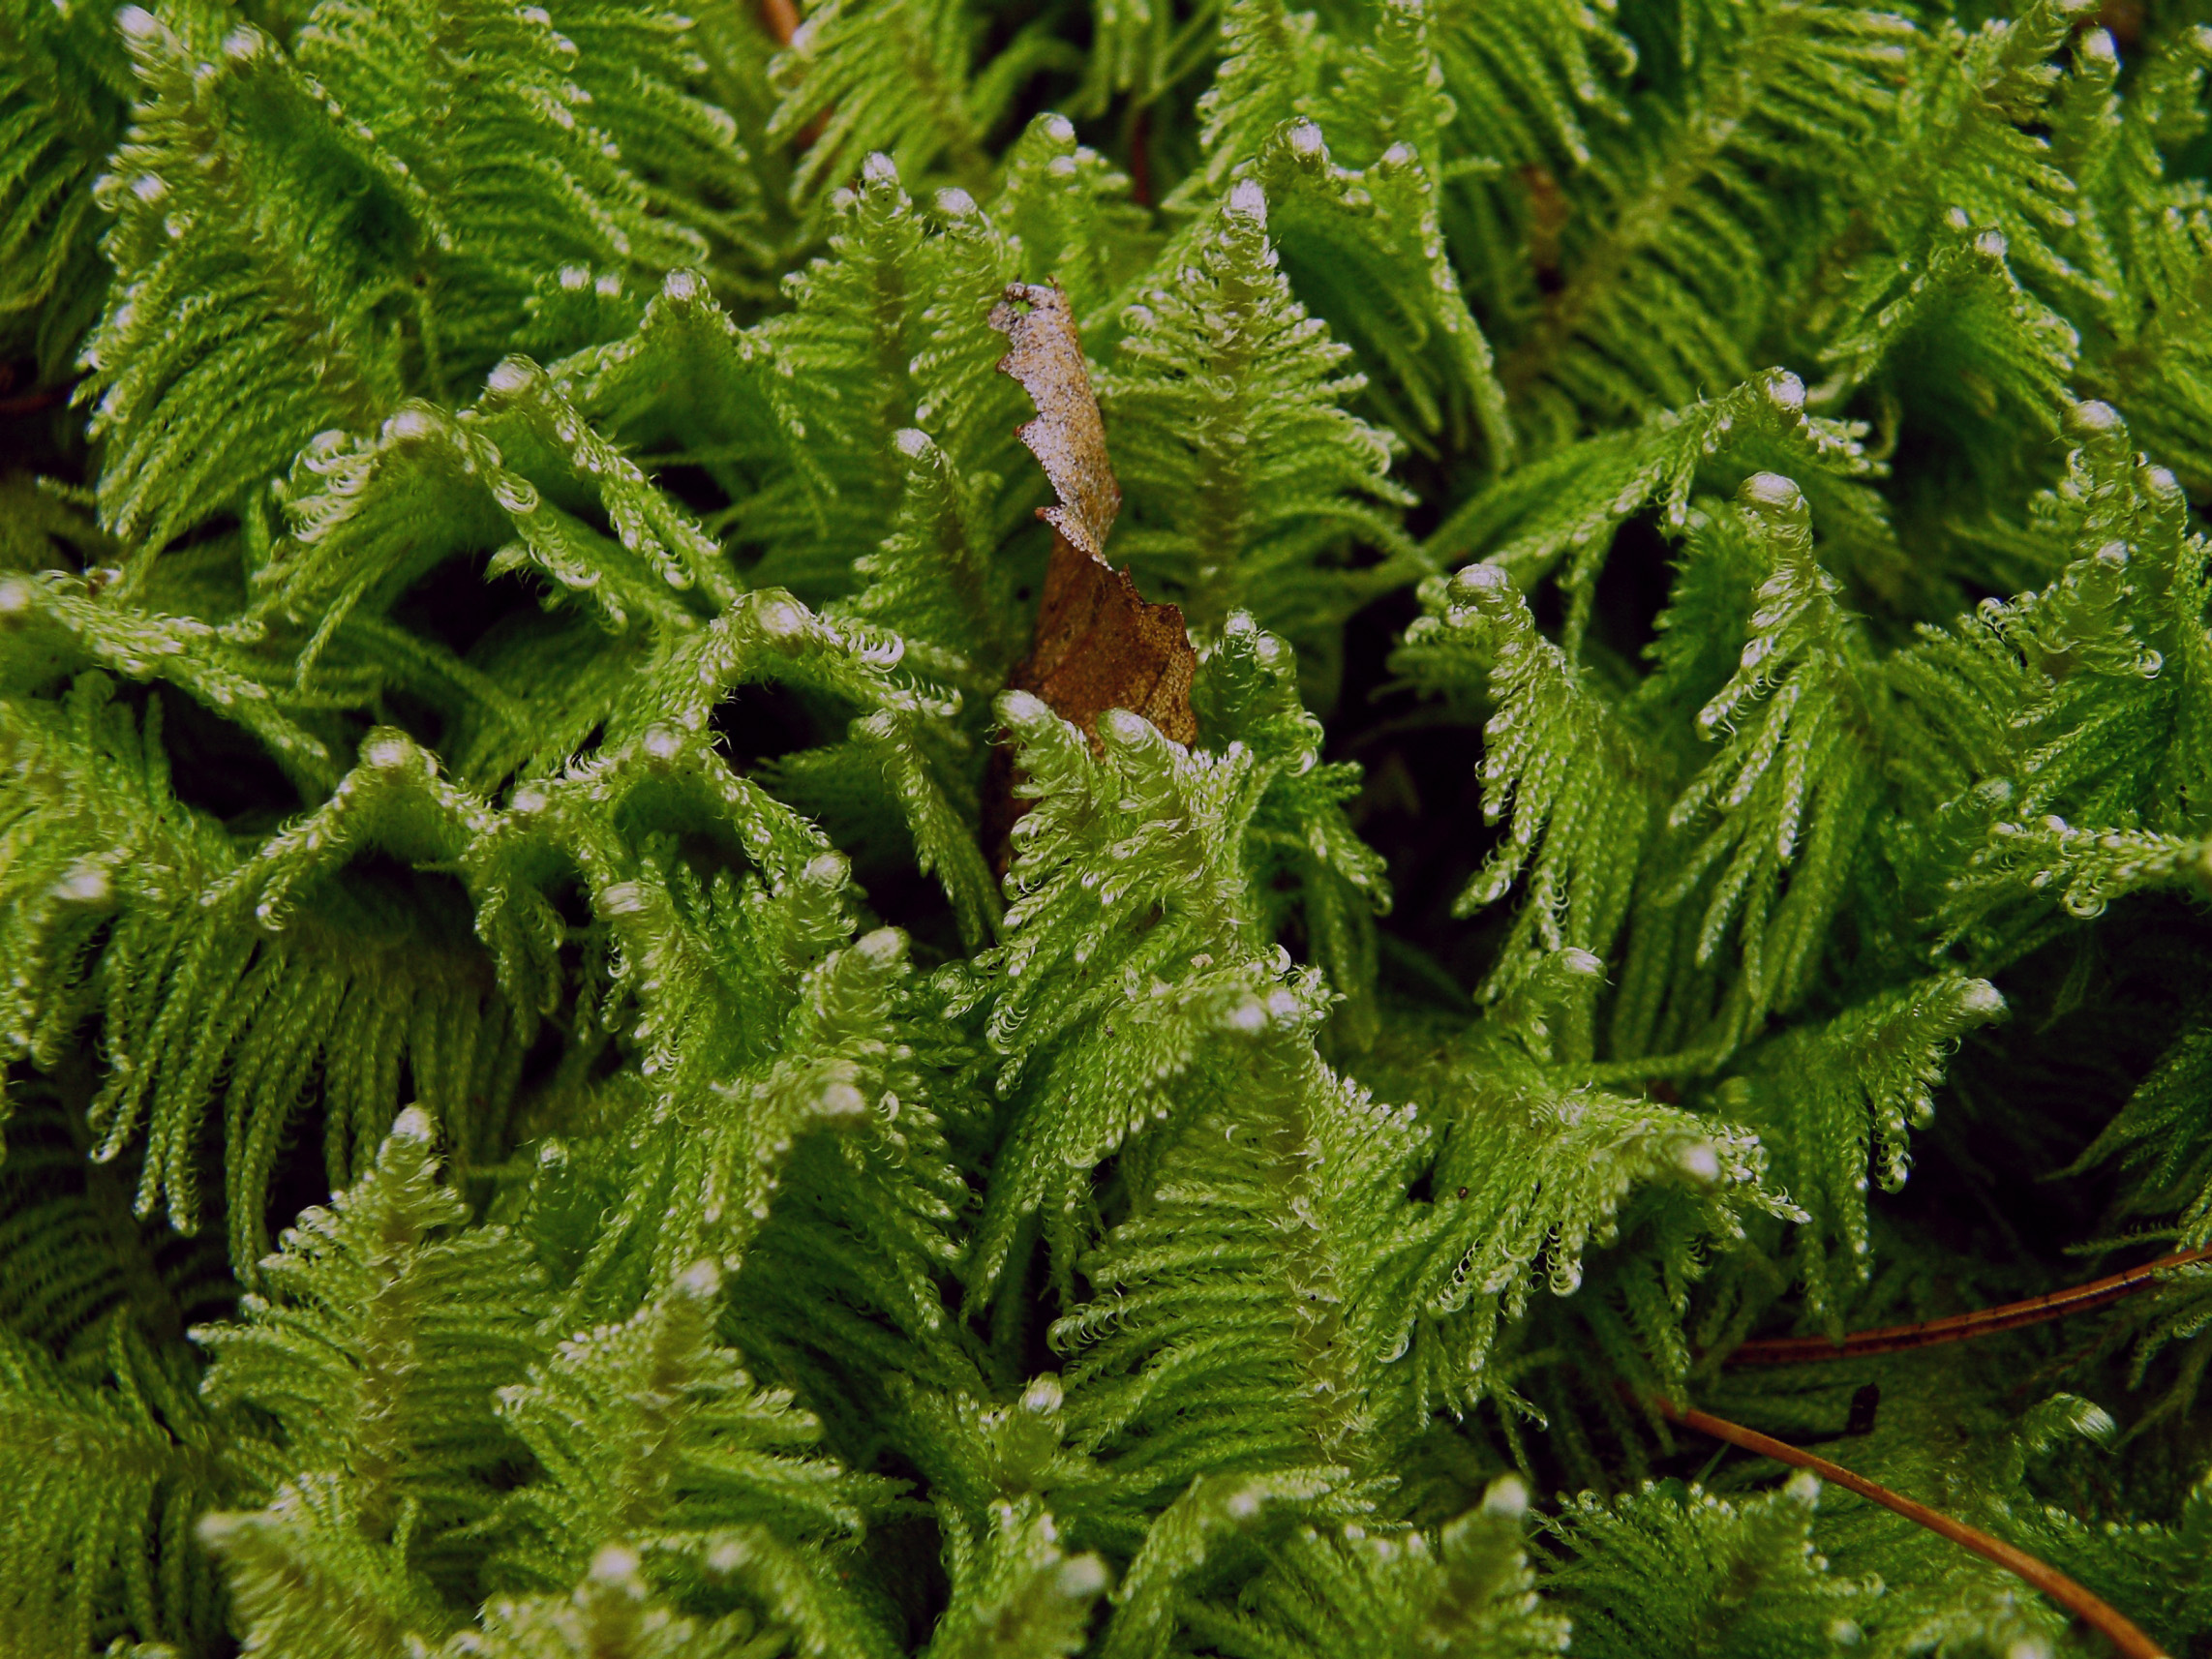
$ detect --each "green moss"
[4,0,2211,1651]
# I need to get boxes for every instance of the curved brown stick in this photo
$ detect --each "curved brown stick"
[1651,1395,2168,1659]
[0,385,72,417]
[1728,1246,2212,1366]
[760,0,801,45]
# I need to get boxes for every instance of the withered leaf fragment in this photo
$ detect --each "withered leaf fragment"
[989,283,1197,750]
[984,283,1198,860]
[1016,524,1198,751]
[993,282,1123,560]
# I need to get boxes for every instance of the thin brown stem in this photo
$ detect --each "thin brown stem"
[1728,1247,2212,1367]
[761,0,831,154]
[1125,104,1153,210]
[759,0,801,47]
[0,385,72,417]
[1651,1395,2168,1659]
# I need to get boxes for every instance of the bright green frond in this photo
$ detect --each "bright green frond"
[0,1318,237,1656]
[1545,1473,1876,1659]
[1724,973,2007,1321]
[1178,1479,1570,1659]
[428,1545,789,1659]
[200,1475,457,1659]
[1395,563,1660,1060]
[1378,1024,1799,1419]
[489,1259,894,1606]
[0,0,134,376]
[1103,176,1414,648]
[195,1108,550,1571]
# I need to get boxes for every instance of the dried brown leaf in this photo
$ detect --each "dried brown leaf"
[1017,533,1198,749]
[990,283,1124,560]
[982,282,1198,861]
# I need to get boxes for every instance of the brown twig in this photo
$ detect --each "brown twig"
[1728,1247,2212,1367]
[759,0,800,47]
[1126,105,1154,210]
[757,0,831,155]
[0,386,72,418]
[1651,1395,2168,1659]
